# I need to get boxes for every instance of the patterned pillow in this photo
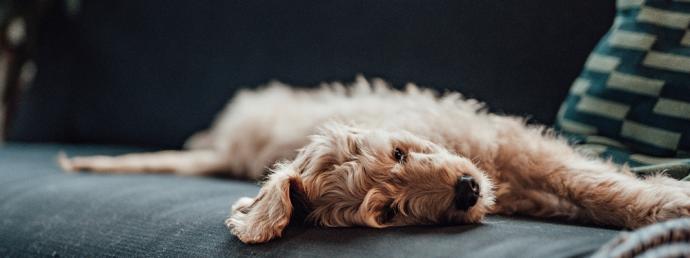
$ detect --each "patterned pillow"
[557,0,690,158]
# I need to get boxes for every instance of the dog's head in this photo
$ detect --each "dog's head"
[226,122,495,244]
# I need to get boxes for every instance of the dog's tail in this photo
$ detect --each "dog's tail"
[57,149,229,176]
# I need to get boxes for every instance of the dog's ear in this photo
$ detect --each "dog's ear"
[226,168,304,244]
[359,188,395,228]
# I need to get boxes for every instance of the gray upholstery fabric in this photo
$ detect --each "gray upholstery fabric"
[0,143,619,257]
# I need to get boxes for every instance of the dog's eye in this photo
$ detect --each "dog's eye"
[393,148,406,163]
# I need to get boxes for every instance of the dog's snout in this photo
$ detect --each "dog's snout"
[454,175,480,211]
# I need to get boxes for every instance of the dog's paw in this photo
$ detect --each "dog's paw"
[657,199,690,221]
[628,195,690,228]
[56,152,78,172]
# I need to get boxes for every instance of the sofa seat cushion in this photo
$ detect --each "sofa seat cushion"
[0,143,619,257]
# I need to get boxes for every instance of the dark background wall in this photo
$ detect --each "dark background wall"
[9,0,615,148]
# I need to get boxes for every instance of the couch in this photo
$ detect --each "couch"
[1,1,622,257]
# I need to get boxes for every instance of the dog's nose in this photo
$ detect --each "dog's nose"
[454,175,480,211]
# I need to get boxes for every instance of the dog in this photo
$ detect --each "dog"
[58,76,690,244]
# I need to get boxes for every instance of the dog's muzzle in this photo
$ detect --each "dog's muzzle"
[454,175,480,211]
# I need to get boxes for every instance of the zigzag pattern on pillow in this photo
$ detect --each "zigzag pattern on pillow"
[558,0,690,158]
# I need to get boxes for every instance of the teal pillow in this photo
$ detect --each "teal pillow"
[557,0,690,158]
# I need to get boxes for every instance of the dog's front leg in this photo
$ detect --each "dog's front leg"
[508,153,690,229]
[485,117,690,228]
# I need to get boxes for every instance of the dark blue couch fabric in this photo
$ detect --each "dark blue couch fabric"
[8,0,614,148]
[0,144,619,257]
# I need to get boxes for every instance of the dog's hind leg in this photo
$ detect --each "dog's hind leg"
[58,150,229,176]
[184,130,213,150]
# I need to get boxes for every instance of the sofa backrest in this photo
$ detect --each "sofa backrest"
[8,0,615,148]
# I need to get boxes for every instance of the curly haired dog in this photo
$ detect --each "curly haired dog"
[59,77,690,244]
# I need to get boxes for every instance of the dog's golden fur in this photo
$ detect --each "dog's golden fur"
[59,76,690,244]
